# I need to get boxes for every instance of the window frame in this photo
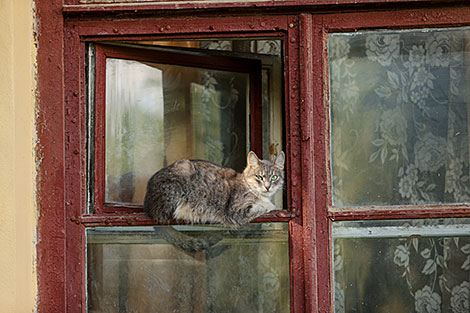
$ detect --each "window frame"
[92,43,264,214]
[311,9,470,313]
[319,10,470,221]
[82,34,297,224]
[60,14,307,313]
[36,3,470,313]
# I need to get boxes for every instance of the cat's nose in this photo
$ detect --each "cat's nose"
[265,185,271,191]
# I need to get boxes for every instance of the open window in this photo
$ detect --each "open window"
[90,43,266,212]
[85,38,289,313]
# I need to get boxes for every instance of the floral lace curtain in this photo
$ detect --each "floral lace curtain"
[330,28,470,207]
[333,219,470,313]
[197,39,282,169]
[329,28,470,313]
[191,69,248,172]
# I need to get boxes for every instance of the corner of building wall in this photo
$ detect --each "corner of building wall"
[11,0,39,311]
[32,1,39,312]
[31,0,40,311]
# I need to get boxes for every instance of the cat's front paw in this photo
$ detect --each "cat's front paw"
[251,199,276,217]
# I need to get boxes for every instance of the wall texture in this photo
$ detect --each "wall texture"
[0,0,37,312]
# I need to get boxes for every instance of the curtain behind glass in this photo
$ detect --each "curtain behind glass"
[329,28,470,207]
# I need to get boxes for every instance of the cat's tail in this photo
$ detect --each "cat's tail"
[153,226,224,253]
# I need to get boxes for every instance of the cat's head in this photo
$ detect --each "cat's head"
[243,151,285,197]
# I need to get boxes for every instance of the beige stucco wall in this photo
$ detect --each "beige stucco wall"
[0,0,37,312]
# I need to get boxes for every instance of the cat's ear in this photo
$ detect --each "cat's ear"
[247,151,261,167]
[274,151,285,170]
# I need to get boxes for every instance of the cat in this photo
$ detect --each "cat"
[144,151,285,252]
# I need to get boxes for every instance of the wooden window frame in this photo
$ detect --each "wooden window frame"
[309,9,470,313]
[50,13,308,313]
[36,2,470,313]
[317,10,470,221]
[92,43,264,214]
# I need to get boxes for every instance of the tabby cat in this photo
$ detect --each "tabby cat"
[144,151,285,252]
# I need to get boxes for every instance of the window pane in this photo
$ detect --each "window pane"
[332,219,470,313]
[105,58,249,205]
[87,223,290,313]
[329,28,470,207]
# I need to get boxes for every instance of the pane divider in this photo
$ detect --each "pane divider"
[333,220,470,238]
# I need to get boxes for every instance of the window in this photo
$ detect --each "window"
[36,3,470,313]
[87,224,290,313]
[48,15,302,312]
[330,28,470,208]
[327,21,470,313]
[91,43,264,212]
[85,37,290,312]
[332,219,470,313]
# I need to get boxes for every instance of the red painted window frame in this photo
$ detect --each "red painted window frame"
[317,9,470,221]
[61,0,449,13]
[59,14,309,313]
[308,8,470,313]
[93,43,264,214]
[36,2,470,313]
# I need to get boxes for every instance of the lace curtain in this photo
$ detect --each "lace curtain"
[330,29,470,207]
[329,29,470,313]
[333,219,470,313]
[196,39,282,169]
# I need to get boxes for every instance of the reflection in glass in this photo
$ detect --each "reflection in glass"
[87,223,289,313]
[333,219,470,313]
[329,28,470,207]
[105,58,249,204]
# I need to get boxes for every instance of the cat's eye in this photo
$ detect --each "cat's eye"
[271,175,279,181]
[255,175,264,181]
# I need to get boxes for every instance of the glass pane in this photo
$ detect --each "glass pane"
[329,28,470,207]
[332,219,470,313]
[105,58,249,205]
[87,223,289,313]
